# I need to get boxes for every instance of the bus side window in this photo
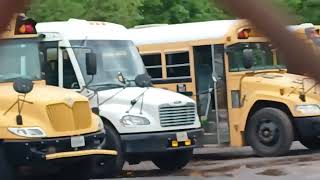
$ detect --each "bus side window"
[141,53,162,80]
[62,50,80,89]
[165,51,191,79]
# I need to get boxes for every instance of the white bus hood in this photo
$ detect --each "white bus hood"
[88,87,201,134]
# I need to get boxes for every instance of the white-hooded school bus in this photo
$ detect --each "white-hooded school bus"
[36,19,203,174]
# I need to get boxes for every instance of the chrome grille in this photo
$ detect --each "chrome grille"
[159,103,196,127]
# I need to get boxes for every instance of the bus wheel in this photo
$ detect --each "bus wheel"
[152,149,193,171]
[0,147,15,180]
[246,108,294,157]
[91,124,124,178]
[299,136,320,150]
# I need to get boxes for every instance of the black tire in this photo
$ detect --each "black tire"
[90,123,124,178]
[299,136,320,150]
[152,149,193,171]
[0,147,15,180]
[246,108,294,157]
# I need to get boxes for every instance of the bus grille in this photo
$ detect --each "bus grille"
[47,101,92,132]
[159,103,196,127]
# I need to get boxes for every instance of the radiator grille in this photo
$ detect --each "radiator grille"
[159,103,196,127]
[47,101,92,132]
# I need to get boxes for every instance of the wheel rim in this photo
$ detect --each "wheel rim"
[256,119,280,146]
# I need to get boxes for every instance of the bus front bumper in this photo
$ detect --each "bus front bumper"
[295,116,320,137]
[120,128,204,154]
[3,131,117,165]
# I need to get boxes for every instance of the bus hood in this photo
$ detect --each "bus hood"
[93,87,200,134]
[96,87,195,107]
[0,84,99,139]
[242,72,320,103]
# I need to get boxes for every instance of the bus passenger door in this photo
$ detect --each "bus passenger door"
[193,45,229,145]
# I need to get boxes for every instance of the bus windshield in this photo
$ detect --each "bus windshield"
[71,40,146,89]
[0,39,42,83]
[227,42,285,72]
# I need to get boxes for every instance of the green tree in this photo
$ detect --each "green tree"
[82,0,143,27]
[275,0,320,24]
[27,0,86,22]
[139,0,230,25]
[27,0,143,27]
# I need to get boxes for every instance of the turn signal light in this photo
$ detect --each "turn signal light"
[185,139,192,146]
[171,140,179,147]
[15,14,37,35]
[238,29,251,39]
[18,24,35,34]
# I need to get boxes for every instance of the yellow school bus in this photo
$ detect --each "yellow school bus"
[130,20,320,157]
[0,14,117,179]
[289,23,320,46]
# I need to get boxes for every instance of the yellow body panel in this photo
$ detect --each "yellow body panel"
[137,20,320,147]
[0,82,101,139]
[46,149,118,160]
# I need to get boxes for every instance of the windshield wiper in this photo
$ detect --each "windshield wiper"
[88,83,125,89]
[274,65,285,71]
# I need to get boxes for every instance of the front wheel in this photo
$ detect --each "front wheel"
[0,147,15,180]
[246,108,294,157]
[299,136,320,150]
[152,149,193,171]
[90,124,124,178]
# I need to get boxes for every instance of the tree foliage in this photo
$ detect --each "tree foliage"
[27,0,320,27]
[27,0,229,27]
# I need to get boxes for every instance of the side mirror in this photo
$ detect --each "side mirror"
[242,49,255,69]
[13,78,34,94]
[135,74,152,88]
[86,53,97,75]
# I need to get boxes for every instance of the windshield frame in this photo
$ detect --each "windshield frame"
[0,38,42,83]
[69,40,146,90]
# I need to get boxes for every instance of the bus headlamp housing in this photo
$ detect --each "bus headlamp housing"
[120,115,150,127]
[8,127,47,138]
[295,104,320,115]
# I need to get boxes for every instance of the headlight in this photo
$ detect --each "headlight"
[296,104,320,115]
[120,115,150,127]
[8,127,47,138]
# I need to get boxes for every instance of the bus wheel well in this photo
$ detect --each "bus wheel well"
[100,116,119,134]
[244,100,295,145]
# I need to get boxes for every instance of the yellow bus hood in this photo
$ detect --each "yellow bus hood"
[0,83,99,139]
[242,72,320,103]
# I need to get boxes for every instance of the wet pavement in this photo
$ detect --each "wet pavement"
[27,142,320,179]
[116,142,320,179]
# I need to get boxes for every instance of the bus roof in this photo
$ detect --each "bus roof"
[36,19,130,41]
[287,23,314,32]
[129,20,243,45]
